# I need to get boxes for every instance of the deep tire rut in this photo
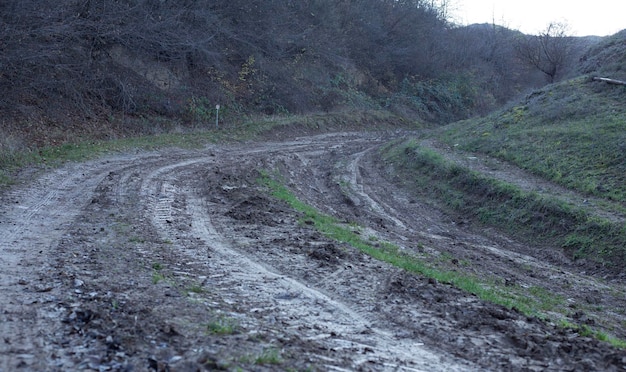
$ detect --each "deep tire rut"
[138,149,471,370]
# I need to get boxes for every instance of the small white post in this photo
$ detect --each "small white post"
[215,104,220,128]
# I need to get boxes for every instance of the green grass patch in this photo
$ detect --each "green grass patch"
[150,262,167,284]
[252,348,283,365]
[207,316,239,335]
[187,284,206,294]
[238,348,283,365]
[152,271,166,284]
[259,171,565,318]
[382,141,626,267]
[129,236,146,244]
[559,321,626,349]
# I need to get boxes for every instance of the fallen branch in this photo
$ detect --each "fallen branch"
[593,77,626,86]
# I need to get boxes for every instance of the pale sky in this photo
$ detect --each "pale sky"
[452,0,626,36]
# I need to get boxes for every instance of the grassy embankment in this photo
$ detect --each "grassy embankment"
[385,77,626,268]
[443,77,626,203]
[384,35,626,273]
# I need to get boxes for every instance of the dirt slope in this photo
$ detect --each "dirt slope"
[1,132,625,371]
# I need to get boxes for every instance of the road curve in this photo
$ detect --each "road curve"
[0,132,624,371]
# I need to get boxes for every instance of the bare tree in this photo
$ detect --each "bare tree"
[515,22,574,83]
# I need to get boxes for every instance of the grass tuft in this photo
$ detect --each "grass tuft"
[207,316,239,335]
[253,348,283,365]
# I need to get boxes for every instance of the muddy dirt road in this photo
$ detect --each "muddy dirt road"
[1,131,625,371]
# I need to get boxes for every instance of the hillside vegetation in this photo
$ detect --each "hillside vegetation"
[386,31,626,271]
[1,0,592,150]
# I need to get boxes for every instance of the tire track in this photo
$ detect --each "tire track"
[0,155,148,371]
[186,193,456,372]
[135,145,474,371]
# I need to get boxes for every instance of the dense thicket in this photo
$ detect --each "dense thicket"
[0,0,595,143]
